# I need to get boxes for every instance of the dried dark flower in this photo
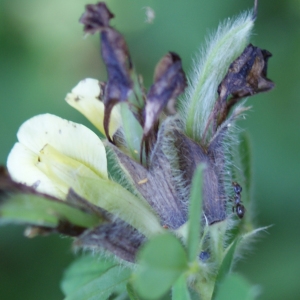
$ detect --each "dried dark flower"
[79,2,114,33]
[204,43,274,137]
[80,3,133,142]
[141,52,186,159]
[143,52,186,138]
[101,28,133,141]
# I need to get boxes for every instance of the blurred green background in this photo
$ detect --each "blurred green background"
[0,0,299,299]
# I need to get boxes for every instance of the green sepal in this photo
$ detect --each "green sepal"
[238,132,252,202]
[129,69,145,111]
[187,164,204,262]
[121,69,145,162]
[232,132,254,232]
[120,102,143,162]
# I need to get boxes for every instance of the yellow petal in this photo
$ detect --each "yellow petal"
[16,113,108,179]
[38,144,163,237]
[37,144,100,196]
[7,143,65,199]
[71,77,101,98]
[65,78,122,137]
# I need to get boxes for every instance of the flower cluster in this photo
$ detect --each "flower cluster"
[0,1,274,299]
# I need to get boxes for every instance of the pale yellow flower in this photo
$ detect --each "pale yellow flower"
[7,82,163,238]
[65,78,122,137]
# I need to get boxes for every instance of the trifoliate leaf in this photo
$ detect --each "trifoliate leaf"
[172,275,191,300]
[134,233,188,299]
[61,255,117,296]
[64,264,131,300]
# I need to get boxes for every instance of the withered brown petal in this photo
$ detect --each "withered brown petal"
[218,44,274,100]
[143,52,186,138]
[79,2,114,34]
[101,28,133,141]
[208,44,275,131]
[79,3,133,142]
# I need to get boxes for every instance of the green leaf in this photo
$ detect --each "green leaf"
[63,264,131,300]
[0,193,101,229]
[212,226,269,299]
[172,275,191,300]
[127,283,140,300]
[61,255,117,296]
[214,273,258,300]
[111,293,129,300]
[134,233,188,299]
[212,236,242,298]
[187,164,204,262]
